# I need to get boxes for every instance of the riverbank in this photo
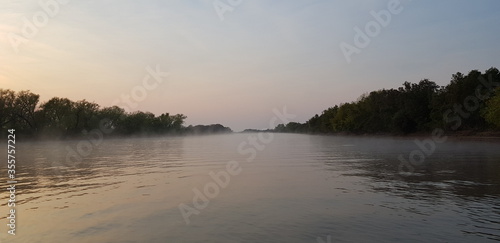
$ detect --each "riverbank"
[275,129,500,142]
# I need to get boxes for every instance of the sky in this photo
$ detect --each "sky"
[1,0,499,132]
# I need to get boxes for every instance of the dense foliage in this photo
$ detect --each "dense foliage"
[0,91,230,138]
[185,124,232,134]
[275,68,500,134]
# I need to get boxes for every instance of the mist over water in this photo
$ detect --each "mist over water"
[1,134,500,242]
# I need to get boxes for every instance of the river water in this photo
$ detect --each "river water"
[1,133,500,242]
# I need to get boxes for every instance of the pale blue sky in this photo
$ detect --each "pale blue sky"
[1,0,499,131]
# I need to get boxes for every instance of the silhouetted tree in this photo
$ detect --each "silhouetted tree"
[0,89,16,128]
[39,97,75,136]
[73,100,100,132]
[13,90,40,134]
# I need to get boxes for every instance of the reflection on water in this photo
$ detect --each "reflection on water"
[310,135,500,242]
[0,134,499,242]
[0,137,186,206]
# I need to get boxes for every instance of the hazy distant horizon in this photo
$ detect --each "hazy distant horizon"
[2,0,500,131]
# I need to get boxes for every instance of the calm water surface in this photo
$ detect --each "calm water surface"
[1,133,500,242]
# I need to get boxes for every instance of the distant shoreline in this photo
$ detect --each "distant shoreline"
[239,129,500,142]
[330,131,500,142]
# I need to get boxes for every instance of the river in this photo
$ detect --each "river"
[1,133,499,242]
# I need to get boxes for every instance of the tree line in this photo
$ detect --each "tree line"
[3,67,498,138]
[275,67,500,134]
[0,90,231,139]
